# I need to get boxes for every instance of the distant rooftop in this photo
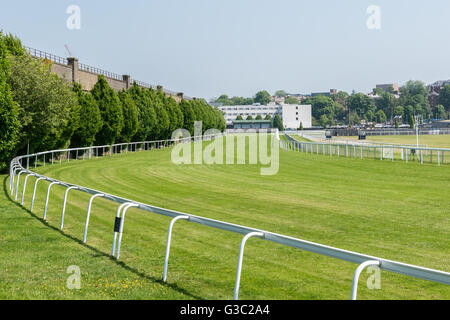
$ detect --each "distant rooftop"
[232,120,272,123]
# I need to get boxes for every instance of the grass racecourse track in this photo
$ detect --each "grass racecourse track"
[322,134,450,148]
[1,139,449,300]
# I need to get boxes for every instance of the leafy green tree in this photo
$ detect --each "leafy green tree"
[243,97,254,105]
[439,85,450,113]
[404,105,414,124]
[70,83,102,147]
[347,93,375,118]
[215,94,231,105]
[273,114,284,131]
[375,110,387,123]
[179,99,195,135]
[255,115,263,120]
[320,114,329,128]
[128,83,157,141]
[2,33,26,57]
[394,105,404,118]
[0,33,20,170]
[264,114,273,127]
[91,75,123,145]
[284,96,299,104]
[8,52,79,154]
[399,81,430,119]
[331,91,349,107]
[118,90,139,142]
[305,95,336,122]
[171,97,184,130]
[432,104,446,119]
[236,114,243,120]
[213,108,226,131]
[334,103,346,121]
[246,115,253,120]
[274,90,287,97]
[254,90,271,105]
[299,122,303,130]
[376,92,396,121]
[348,111,360,125]
[365,110,375,122]
[151,87,170,139]
[410,116,415,129]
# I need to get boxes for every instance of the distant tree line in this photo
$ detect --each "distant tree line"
[0,32,225,171]
[304,82,450,128]
[216,83,450,129]
[213,90,272,106]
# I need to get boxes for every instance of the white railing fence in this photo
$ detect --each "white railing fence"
[282,134,450,166]
[8,135,450,300]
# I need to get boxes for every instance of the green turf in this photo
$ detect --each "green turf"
[290,135,312,142]
[329,135,450,148]
[1,140,449,300]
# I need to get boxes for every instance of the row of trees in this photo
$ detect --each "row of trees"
[214,90,272,106]
[217,82,450,129]
[0,32,225,171]
[303,81,449,128]
[235,113,284,130]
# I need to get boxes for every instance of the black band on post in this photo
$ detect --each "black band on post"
[114,217,122,232]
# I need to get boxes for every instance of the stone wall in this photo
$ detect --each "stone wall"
[50,57,185,103]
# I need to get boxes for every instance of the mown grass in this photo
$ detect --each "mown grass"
[331,135,450,148]
[1,139,449,300]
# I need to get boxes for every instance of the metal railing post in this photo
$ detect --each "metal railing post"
[60,186,79,230]
[111,202,134,257]
[30,177,45,212]
[43,182,60,220]
[162,215,190,282]
[83,193,106,243]
[234,232,264,300]
[10,165,20,194]
[21,174,35,205]
[15,170,28,201]
[350,260,380,300]
[115,203,139,259]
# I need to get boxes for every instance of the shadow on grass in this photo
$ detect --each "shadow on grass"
[3,175,204,300]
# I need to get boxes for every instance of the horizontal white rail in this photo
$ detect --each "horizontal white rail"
[283,133,450,165]
[8,135,450,299]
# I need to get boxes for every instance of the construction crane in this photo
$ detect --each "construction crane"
[64,44,72,57]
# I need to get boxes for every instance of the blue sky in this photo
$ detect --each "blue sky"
[1,0,450,100]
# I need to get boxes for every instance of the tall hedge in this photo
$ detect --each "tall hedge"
[118,90,138,143]
[179,99,196,135]
[129,83,157,142]
[70,82,102,147]
[91,75,123,145]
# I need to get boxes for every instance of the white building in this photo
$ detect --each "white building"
[217,103,311,129]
